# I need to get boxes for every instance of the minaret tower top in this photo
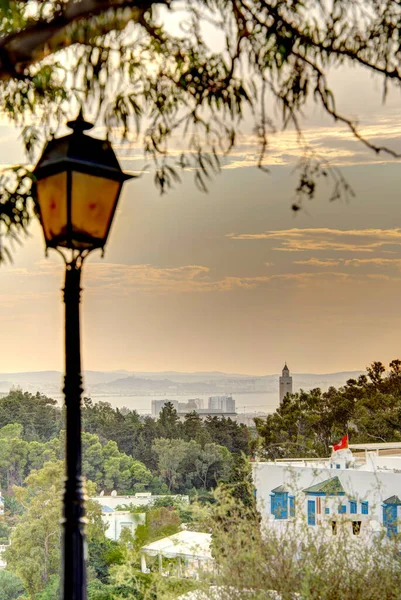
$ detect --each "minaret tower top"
[279,363,293,404]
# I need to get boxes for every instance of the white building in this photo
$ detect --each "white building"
[91,492,189,511]
[253,443,401,540]
[0,491,4,516]
[279,364,293,404]
[100,505,145,541]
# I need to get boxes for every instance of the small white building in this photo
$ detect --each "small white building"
[91,492,189,511]
[253,443,401,540]
[141,530,213,579]
[100,505,145,541]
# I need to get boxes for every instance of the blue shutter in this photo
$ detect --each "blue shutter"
[338,504,346,514]
[307,500,316,526]
[271,494,276,516]
[383,505,398,537]
[361,502,369,515]
[289,496,295,517]
[350,501,357,514]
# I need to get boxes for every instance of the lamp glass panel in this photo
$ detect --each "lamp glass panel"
[36,172,67,243]
[71,172,120,243]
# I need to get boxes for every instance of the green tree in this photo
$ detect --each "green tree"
[5,461,105,599]
[83,399,141,455]
[203,416,250,455]
[194,443,233,489]
[152,438,188,491]
[0,392,61,441]
[182,412,211,445]
[157,403,181,440]
[0,570,25,600]
[0,428,29,492]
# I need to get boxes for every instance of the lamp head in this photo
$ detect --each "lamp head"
[33,116,133,252]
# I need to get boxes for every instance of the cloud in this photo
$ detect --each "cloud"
[294,258,341,267]
[219,116,401,168]
[81,262,368,294]
[84,263,275,294]
[344,258,401,267]
[227,228,401,253]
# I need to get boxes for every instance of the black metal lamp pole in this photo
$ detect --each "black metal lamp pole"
[32,114,133,600]
[62,259,86,600]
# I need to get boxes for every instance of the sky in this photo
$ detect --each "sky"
[2,61,401,376]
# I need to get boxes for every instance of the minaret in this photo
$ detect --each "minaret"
[279,363,293,404]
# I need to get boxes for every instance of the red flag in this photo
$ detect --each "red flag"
[333,434,348,452]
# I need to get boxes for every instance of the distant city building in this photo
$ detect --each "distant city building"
[208,395,235,413]
[152,398,203,417]
[279,363,293,404]
[151,396,236,420]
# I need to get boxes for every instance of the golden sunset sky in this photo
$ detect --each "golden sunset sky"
[1,63,401,375]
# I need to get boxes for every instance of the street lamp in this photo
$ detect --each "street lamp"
[33,114,133,600]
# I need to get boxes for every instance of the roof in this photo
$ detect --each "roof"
[141,530,212,560]
[383,495,401,505]
[271,485,288,494]
[303,476,345,496]
[349,442,401,450]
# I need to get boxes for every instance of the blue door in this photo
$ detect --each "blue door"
[384,505,398,537]
[308,500,316,526]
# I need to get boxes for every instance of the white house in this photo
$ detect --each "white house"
[253,443,401,540]
[100,505,145,541]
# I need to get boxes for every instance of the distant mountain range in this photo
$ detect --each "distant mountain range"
[0,369,364,399]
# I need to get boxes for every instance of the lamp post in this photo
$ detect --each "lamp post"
[33,115,133,600]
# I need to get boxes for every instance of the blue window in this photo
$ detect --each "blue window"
[325,507,330,515]
[336,464,341,469]
[350,501,357,514]
[338,504,346,514]
[383,505,398,537]
[307,500,316,526]
[289,496,295,517]
[271,492,288,519]
[361,502,369,515]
